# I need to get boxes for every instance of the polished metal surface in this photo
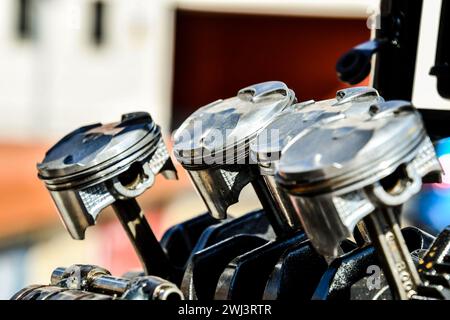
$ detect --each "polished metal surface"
[38,112,177,240]
[14,264,184,300]
[11,286,113,300]
[37,112,177,276]
[364,208,422,299]
[277,108,429,193]
[173,81,296,227]
[251,87,382,174]
[276,96,440,256]
[251,87,384,231]
[173,81,295,168]
[38,112,164,184]
[276,89,441,299]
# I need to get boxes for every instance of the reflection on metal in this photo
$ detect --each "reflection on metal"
[12,264,184,300]
[277,89,441,299]
[37,112,177,276]
[173,81,296,237]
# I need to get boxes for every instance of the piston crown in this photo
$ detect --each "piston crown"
[276,97,430,194]
[173,81,296,169]
[37,112,161,187]
[251,87,384,175]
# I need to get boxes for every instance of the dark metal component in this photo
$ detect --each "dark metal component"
[415,226,450,299]
[276,98,438,257]
[373,0,424,101]
[336,0,421,86]
[89,275,130,295]
[185,210,274,254]
[429,0,450,99]
[313,227,433,300]
[184,235,268,300]
[415,285,450,300]
[214,231,306,300]
[251,176,290,237]
[350,248,430,300]
[111,198,171,277]
[336,39,388,85]
[419,110,450,140]
[160,213,219,284]
[180,209,274,299]
[263,240,328,300]
[90,1,107,47]
[11,285,48,300]
[336,1,450,139]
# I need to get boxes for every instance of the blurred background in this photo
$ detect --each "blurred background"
[3,0,447,299]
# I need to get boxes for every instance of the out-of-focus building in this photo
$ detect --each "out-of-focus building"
[0,0,174,140]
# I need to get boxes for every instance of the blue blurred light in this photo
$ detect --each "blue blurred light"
[415,137,450,233]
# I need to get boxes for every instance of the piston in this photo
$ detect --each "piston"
[250,87,384,232]
[173,81,296,236]
[37,112,177,277]
[276,91,442,299]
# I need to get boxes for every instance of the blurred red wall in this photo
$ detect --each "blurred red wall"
[171,10,370,129]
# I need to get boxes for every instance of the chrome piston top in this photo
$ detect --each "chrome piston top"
[173,81,296,169]
[251,87,384,176]
[275,90,442,257]
[249,87,384,232]
[172,82,296,222]
[38,112,172,189]
[37,112,177,239]
[277,100,437,194]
